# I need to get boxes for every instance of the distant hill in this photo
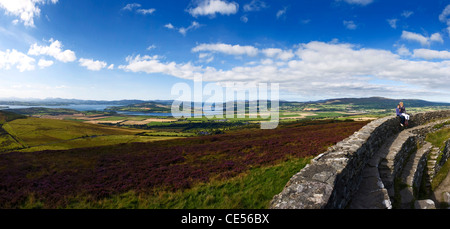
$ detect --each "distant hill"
[306,97,450,110]
[0,98,174,106]
[1,97,448,111]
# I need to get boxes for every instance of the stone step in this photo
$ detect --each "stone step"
[397,142,432,208]
[429,155,438,160]
[348,166,392,209]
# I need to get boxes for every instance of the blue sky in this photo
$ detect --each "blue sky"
[1,0,450,102]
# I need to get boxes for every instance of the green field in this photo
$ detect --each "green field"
[0,114,183,153]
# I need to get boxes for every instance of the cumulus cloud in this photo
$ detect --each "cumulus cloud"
[37,58,53,68]
[401,31,443,46]
[28,39,76,63]
[192,43,259,56]
[262,48,294,60]
[0,0,58,27]
[119,55,201,79]
[187,0,238,17]
[0,49,35,72]
[79,58,107,71]
[120,41,450,99]
[413,49,450,60]
[109,40,450,100]
[396,45,411,56]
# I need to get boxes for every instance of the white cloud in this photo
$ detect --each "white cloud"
[0,49,35,72]
[137,8,156,15]
[119,41,450,100]
[37,58,53,68]
[340,0,373,6]
[439,5,450,36]
[401,31,443,46]
[240,15,248,23]
[164,23,174,29]
[122,3,155,15]
[439,5,450,23]
[343,20,357,30]
[122,3,141,11]
[198,53,214,63]
[396,45,411,56]
[187,0,238,17]
[262,48,294,60]
[28,39,76,63]
[301,19,311,24]
[387,18,397,29]
[276,7,287,19]
[165,21,201,36]
[192,43,259,56]
[119,55,200,79]
[203,41,450,96]
[413,49,450,60]
[243,0,267,12]
[430,33,444,43]
[179,21,201,36]
[107,64,114,70]
[0,0,58,27]
[79,58,107,71]
[401,10,414,18]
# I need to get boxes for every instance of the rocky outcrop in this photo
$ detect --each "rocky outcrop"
[270,110,450,209]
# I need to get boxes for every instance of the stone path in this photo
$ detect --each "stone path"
[348,134,396,209]
[398,142,432,209]
[349,119,450,209]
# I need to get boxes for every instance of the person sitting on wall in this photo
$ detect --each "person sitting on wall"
[396,104,405,126]
[396,102,410,127]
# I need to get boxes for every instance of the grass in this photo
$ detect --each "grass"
[0,132,23,152]
[5,117,146,147]
[431,159,450,191]
[426,127,450,192]
[426,127,450,149]
[0,116,184,153]
[0,111,367,208]
[139,132,196,137]
[52,157,311,209]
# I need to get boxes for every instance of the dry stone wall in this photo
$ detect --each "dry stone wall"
[270,110,450,209]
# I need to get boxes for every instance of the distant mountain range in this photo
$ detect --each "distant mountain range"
[0,97,448,110]
[0,98,173,106]
[308,97,450,109]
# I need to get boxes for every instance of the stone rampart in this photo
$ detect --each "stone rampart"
[270,110,450,209]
